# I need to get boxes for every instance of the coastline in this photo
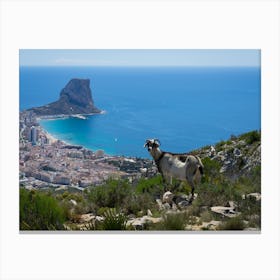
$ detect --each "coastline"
[39,127,60,145]
[20,110,156,189]
[37,110,106,121]
[36,110,107,149]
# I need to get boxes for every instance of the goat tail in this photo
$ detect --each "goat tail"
[195,156,204,175]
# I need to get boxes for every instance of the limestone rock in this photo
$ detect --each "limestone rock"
[70,199,77,206]
[175,194,189,204]
[211,206,240,218]
[156,199,165,211]
[163,203,171,210]
[127,216,162,230]
[162,191,174,204]
[29,79,101,116]
[178,200,190,209]
[246,193,261,201]
[147,209,153,217]
[202,220,222,230]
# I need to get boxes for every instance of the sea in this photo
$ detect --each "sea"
[20,66,261,158]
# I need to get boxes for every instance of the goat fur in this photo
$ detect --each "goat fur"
[144,139,204,198]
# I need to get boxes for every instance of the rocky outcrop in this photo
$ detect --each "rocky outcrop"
[28,79,101,116]
[194,131,261,179]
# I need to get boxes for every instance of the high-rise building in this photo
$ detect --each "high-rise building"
[30,126,37,145]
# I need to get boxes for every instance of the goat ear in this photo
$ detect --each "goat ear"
[144,139,149,148]
[154,139,161,146]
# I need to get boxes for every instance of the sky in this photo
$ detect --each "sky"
[19,49,260,67]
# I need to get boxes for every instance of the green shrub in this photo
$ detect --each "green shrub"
[20,188,66,230]
[199,210,213,223]
[215,140,232,151]
[136,175,164,196]
[195,181,237,207]
[201,157,222,183]
[155,212,187,230]
[240,130,261,145]
[218,216,245,230]
[87,179,132,210]
[123,193,154,215]
[100,209,127,230]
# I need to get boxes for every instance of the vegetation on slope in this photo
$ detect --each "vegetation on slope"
[20,130,261,231]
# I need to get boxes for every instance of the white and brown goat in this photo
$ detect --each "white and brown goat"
[144,139,204,199]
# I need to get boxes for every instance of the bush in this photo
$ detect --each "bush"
[87,177,164,216]
[86,179,132,210]
[201,157,222,183]
[122,193,154,215]
[20,188,66,230]
[240,130,261,145]
[199,210,213,223]
[100,209,127,230]
[136,175,164,196]
[218,216,245,230]
[194,181,237,208]
[154,212,187,230]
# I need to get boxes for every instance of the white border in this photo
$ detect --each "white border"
[1,1,279,280]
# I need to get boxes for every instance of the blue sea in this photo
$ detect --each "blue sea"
[20,66,261,158]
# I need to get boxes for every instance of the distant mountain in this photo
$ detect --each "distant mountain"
[28,78,101,116]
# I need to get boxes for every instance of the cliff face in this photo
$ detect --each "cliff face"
[29,79,101,116]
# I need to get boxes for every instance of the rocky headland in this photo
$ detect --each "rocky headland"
[27,78,101,116]
[20,78,152,188]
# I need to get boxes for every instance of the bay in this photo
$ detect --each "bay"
[20,66,261,158]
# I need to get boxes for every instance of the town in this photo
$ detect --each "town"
[19,110,156,191]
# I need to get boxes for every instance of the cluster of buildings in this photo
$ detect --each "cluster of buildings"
[19,111,156,190]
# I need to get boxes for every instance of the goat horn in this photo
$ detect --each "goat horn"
[154,139,161,146]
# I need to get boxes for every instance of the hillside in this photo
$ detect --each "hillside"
[20,130,261,231]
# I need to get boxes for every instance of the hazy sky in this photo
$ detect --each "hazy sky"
[20,49,260,67]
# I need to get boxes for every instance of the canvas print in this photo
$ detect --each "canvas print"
[19,49,261,231]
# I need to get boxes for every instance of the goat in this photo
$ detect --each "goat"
[144,139,204,200]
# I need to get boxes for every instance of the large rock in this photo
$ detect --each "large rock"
[211,206,240,218]
[127,216,163,230]
[162,191,174,204]
[29,79,101,116]
[246,193,261,201]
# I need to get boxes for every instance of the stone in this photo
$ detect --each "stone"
[140,168,148,174]
[219,166,228,173]
[172,203,178,211]
[209,145,216,157]
[127,216,162,230]
[95,216,105,222]
[246,193,261,201]
[202,220,222,230]
[70,199,77,206]
[156,199,165,210]
[162,191,174,204]
[233,148,242,157]
[211,206,240,218]
[163,203,171,210]
[178,200,190,209]
[147,209,153,217]
[175,194,189,204]
[79,213,95,223]
[226,201,237,210]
